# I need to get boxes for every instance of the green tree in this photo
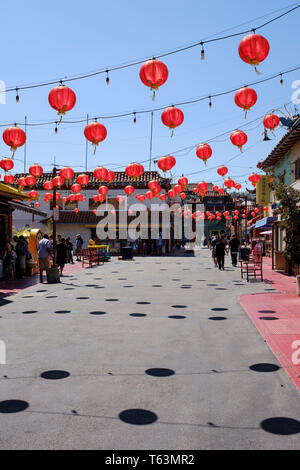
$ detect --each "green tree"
[274,183,300,268]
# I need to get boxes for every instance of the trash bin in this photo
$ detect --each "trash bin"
[121,247,133,260]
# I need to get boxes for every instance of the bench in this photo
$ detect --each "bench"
[241,249,263,282]
[82,249,105,268]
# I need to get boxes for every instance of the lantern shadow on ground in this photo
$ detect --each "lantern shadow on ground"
[54,310,71,314]
[259,317,279,320]
[106,299,119,302]
[145,368,175,377]
[76,297,89,300]
[40,370,70,380]
[249,364,280,373]
[0,400,29,413]
[119,409,158,425]
[258,310,277,314]
[209,317,228,321]
[130,313,147,317]
[211,308,228,311]
[171,305,187,308]
[90,311,107,315]
[260,417,300,435]
[136,302,151,305]
[168,315,186,319]
[22,311,38,314]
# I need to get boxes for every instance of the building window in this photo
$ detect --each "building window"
[295,159,300,181]
[50,199,63,210]
[64,200,77,210]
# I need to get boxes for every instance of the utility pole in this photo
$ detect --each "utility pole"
[149,112,153,171]
[52,167,57,268]
[244,196,248,247]
[23,116,27,173]
[85,114,89,172]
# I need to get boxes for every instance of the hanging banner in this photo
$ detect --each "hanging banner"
[256,175,270,206]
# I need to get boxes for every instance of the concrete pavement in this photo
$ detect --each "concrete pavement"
[0,251,299,449]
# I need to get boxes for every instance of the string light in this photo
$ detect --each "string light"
[106,70,110,86]
[209,96,212,109]
[16,88,19,103]
[201,42,205,60]
[55,122,58,134]
[133,113,137,125]
[280,73,283,85]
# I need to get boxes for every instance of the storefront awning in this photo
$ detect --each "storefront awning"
[8,201,47,217]
[255,216,277,229]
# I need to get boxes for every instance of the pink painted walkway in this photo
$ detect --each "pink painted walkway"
[239,258,300,391]
[0,262,84,296]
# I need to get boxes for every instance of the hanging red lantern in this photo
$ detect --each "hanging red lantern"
[35,202,40,208]
[59,166,74,182]
[44,192,53,202]
[148,180,159,191]
[124,185,135,196]
[178,176,188,188]
[77,173,89,187]
[145,191,154,200]
[107,170,116,184]
[251,211,256,217]
[217,166,228,177]
[4,174,14,184]
[263,206,269,212]
[75,193,82,201]
[43,181,53,191]
[71,183,81,193]
[174,184,183,195]
[55,193,61,200]
[17,177,26,187]
[3,126,26,158]
[69,194,76,202]
[0,158,14,172]
[168,189,176,198]
[74,208,79,214]
[198,181,208,198]
[192,188,199,194]
[94,166,108,182]
[125,163,144,180]
[98,194,106,203]
[218,188,225,194]
[269,176,274,183]
[161,107,184,136]
[62,197,68,203]
[157,155,176,172]
[25,175,36,187]
[180,192,187,200]
[28,190,38,200]
[238,34,270,73]
[99,185,109,196]
[29,163,43,178]
[92,194,100,203]
[235,183,242,190]
[254,207,260,214]
[196,143,212,165]
[212,185,219,192]
[93,209,97,215]
[248,173,261,184]
[52,175,64,187]
[139,59,168,100]
[230,130,248,151]
[224,178,235,189]
[235,87,257,117]
[84,121,107,154]
[263,114,280,131]
[48,85,76,121]
[160,194,167,201]
[242,214,246,219]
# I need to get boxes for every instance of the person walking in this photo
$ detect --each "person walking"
[211,235,219,268]
[157,232,163,256]
[13,236,26,278]
[215,236,228,271]
[38,234,52,283]
[56,238,68,276]
[66,237,74,264]
[3,243,15,280]
[229,234,241,267]
[75,234,83,261]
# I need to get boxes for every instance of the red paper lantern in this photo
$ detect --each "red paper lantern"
[224,178,235,189]
[48,85,76,118]
[248,173,261,184]
[43,181,53,191]
[193,188,199,194]
[29,163,43,178]
[218,188,225,194]
[217,166,228,177]
[52,176,64,187]
[59,166,74,181]
[145,191,153,200]
[69,194,76,202]
[93,209,97,215]
[94,166,108,182]
[174,184,183,195]
[168,189,176,198]
[198,181,208,195]
[125,163,144,180]
[44,192,53,202]
[116,195,124,204]
[254,207,260,214]
[71,183,81,193]
[74,208,79,214]
[212,185,219,192]
[0,158,14,172]
[139,59,168,99]
[235,87,257,116]
[84,121,107,154]
[25,175,36,187]
[35,202,40,208]
[160,194,167,201]
[75,194,82,201]
[238,34,270,72]
[263,206,269,211]
[28,190,38,200]
[263,114,280,131]
[124,185,135,196]
[77,174,89,187]
[230,130,248,151]
[251,211,256,217]
[157,155,176,172]
[99,185,109,196]
[148,180,159,191]
[4,174,14,184]
[196,143,212,165]
[180,192,186,200]
[62,197,68,203]
[161,107,184,136]
[178,176,188,188]
[98,194,106,203]
[3,126,26,157]
[107,170,116,184]
[17,177,26,187]
[92,194,100,202]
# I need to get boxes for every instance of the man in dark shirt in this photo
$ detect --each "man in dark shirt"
[215,237,227,271]
[229,235,241,267]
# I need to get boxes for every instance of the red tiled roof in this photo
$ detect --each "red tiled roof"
[14,171,171,190]
[258,116,300,170]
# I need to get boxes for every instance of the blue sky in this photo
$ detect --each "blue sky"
[1,0,300,188]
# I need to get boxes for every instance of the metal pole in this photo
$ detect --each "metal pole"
[149,112,153,171]
[52,167,57,267]
[85,114,89,172]
[245,196,248,247]
[23,116,27,173]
